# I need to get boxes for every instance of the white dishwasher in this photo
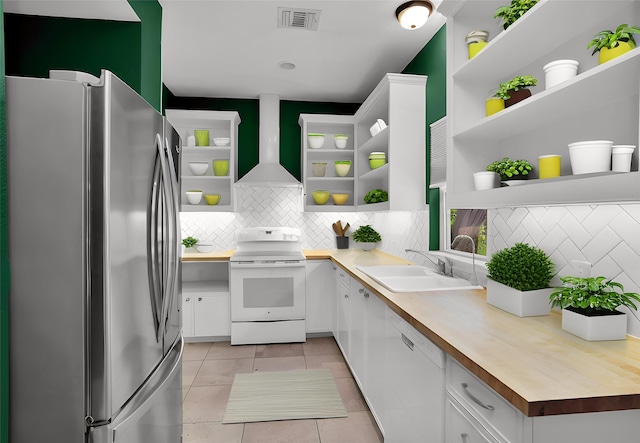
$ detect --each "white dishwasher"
[384,308,445,442]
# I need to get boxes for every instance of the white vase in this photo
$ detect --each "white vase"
[473,171,500,191]
[357,242,377,251]
[611,145,636,173]
[567,140,613,174]
[562,308,627,341]
[486,279,551,317]
[543,59,579,89]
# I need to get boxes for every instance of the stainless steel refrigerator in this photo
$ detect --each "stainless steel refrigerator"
[6,70,183,443]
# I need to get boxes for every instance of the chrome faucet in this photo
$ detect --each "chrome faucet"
[405,249,453,277]
[451,234,479,286]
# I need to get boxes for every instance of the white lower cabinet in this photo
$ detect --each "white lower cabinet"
[384,308,445,442]
[365,290,386,431]
[182,261,230,341]
[349,280,367,389]
[334,266,351,358]
[305,260,334,334]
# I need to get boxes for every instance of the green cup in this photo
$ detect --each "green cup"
[194,129,209,146]
[213,159,229,176]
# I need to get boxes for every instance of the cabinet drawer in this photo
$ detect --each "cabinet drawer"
[447,395,500,443]
[334,266,350,290]
[447,357,518,442]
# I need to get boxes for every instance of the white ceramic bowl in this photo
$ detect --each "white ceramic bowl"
[213,137,230,147]
[334,135,349,149]
[473,171,500,190]
[543,59,579,89]
[308,133,325,149]
[195,243,214,253]
[185,190,203,205]
[188,162,209,175]
[567,140,613,174]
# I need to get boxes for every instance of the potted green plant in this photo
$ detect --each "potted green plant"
[352,225,382,251]
[496,75,537,107]
[486,243,555,317]
[588,24,640,64]
[550,276,640,341]
[486,157,533,181]
[182,236,198,249]
[494,0,539,30]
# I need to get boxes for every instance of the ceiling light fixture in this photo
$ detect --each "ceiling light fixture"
[278,61,296,70]
[396,1,433,30]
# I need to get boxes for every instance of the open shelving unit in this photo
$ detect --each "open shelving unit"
[441,0,640,208]
[166,109,240,212]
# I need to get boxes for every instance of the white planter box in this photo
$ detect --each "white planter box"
[486,279,551,317]
[562,308,627,341]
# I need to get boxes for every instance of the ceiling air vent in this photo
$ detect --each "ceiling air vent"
[277,7,321,31]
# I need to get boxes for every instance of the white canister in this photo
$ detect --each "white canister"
[473,171,500,190]
[543,59,579,89]
[611,145,636,172]
[567,140,613,174]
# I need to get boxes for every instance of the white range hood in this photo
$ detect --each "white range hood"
[236,94,301,188]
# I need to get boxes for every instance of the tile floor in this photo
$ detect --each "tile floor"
[182,337,384,443]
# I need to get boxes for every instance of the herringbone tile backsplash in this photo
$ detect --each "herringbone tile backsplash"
[180,187,640,337]
[488,204,640,337]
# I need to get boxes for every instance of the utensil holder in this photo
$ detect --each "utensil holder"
[336,236,349,249]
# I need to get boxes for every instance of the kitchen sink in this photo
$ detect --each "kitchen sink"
[356,265,482,293]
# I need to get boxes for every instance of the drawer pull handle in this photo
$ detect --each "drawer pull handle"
[185,297,190,302]
[198,297,203,302]
[364,291,369,298]
[344,294,349,298]
[401,333,414,351]
[358,288,364,293]
[461,383,495,410]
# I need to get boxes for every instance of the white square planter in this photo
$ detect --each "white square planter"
[562,308,627,341]
[486,279,551,317]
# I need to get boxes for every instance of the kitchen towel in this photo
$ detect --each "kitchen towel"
[222,368,347,423]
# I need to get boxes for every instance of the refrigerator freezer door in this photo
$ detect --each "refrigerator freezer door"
[89,337,183,443]
[7,75,90,443]
[87,71,166,421]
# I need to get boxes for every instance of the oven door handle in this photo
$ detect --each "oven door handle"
[230,261,306,269]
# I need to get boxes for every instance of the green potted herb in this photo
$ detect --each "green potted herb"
[182,236,198,248]
[486,157,533,181]
[494,0,539,30]
[550,276,640,341]
[588,24,640,64]
[486,243,555,317]
[352,225,382,251]
[363,189,388,204]
[496,75,537,107]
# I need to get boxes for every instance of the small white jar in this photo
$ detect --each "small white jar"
[543,59,579,89]
[611,145,636,172]
[473,171,500,190]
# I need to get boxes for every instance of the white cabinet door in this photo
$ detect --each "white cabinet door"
[366,293,386,432]
[349,280,367,389]
[194,293,230,337]
[335,279,351,359]
[182,294,195,338]
[384,308,446,443]
[305,260,335,333]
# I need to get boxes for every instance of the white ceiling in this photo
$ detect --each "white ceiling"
[3,0,447,103]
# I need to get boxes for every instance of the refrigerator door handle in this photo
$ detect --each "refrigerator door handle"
[155,134,176,342]
[163,137,181,336]
[146,136,164,338]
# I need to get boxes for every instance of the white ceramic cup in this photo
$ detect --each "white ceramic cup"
[611,145,636,172]
[543,59,579,89]
[567,140,613,174]
[473,171,500,190]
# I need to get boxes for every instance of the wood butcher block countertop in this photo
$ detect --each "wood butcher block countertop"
[184,248,640,417]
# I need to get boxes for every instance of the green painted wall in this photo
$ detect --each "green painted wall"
[402,24,447,250]
[4,1,164,111]
[164,89,359,180]
[128,0,162,110]
[4,13,142,94]
[0,3,7,442]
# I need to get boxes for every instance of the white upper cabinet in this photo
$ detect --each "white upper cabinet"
[441,0,640,208]
[166,109,240,212]
[300,73,427,212]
